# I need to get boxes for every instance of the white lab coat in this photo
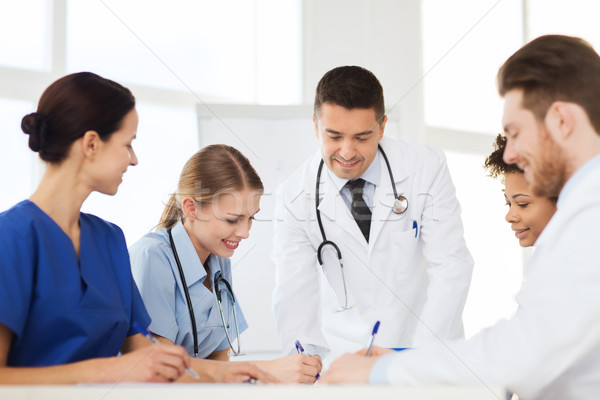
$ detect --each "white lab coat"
[377,155,600,400]
[272,136,473,362]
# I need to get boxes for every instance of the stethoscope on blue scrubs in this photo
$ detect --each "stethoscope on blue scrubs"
[167,228,241,357]
[315,144,408,312]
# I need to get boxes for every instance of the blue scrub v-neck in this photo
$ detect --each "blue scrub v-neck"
[0,200,150,366]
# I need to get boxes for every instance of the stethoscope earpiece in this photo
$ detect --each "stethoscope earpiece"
[393,195,408,214]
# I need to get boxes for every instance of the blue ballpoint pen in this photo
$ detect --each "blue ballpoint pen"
[295,340,320,379]
[365,320,380,356]
[132,322,199,380]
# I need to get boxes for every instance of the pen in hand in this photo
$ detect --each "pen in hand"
[295,340,320,380]
[132,322,199,380]
[365,320,380,357]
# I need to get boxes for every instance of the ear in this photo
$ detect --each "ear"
[377,115,388,141]
[313,113,320,140]
[81,130,101,158]
[181,197,197,220]
[545,102,575,142]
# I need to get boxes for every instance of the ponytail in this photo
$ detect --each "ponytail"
[156,194,181,230]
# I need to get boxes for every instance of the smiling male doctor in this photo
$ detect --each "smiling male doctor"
[272,66,473,364]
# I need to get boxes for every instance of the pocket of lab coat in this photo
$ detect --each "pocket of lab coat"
[386,228,422,283]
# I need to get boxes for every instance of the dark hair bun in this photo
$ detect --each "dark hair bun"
[21,112,48,152]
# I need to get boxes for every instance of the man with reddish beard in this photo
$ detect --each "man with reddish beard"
[321,35,600,400]
[272,66,473,365]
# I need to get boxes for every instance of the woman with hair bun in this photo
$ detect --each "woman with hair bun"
[130,145,322,383]
[0,72,193,384]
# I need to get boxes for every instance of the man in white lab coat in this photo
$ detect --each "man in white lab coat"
[321,35,600,400]
[272,66,474,363]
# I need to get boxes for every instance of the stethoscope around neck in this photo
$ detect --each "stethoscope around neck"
[167,227,241,357]
[315,144,408,311]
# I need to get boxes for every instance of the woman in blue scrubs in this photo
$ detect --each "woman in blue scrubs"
[130,145,322,383]
[0,72,193,384]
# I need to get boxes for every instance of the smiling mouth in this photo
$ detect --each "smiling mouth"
[335,159,360,168]
[514,228,530,239]
[223,240,239,249]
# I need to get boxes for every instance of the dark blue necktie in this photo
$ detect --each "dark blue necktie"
[346,178,371,242]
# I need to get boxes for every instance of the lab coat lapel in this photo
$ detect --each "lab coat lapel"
[369,140,412,247]
[369,155,395,247]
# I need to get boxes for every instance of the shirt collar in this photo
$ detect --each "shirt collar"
[326,151,381,192]
[558,153,600,208]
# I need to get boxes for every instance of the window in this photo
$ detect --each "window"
[422,0,523,134]
[67,0,302,104]
[0,99,37,212]
[527,0,600,46]
[82,103,198,246]
[0,0,49,71]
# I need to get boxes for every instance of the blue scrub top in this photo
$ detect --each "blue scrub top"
[0,200,150,366]
[130,220,247,358]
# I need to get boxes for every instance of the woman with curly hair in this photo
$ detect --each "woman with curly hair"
[484,134,556,247]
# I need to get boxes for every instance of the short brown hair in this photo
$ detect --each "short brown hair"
[484,134,522,180]
[314,66,385,123]
[498,34,600,135]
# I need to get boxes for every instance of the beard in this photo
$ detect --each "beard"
[529,127,568,198]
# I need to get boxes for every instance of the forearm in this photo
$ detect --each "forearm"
[180,358,226,383]
[249,354,322,384]
[0,357,115,384]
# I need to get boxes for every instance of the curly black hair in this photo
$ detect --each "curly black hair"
[483,133,522,179]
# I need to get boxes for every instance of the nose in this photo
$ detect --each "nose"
[503,137,518,165]
[505,204,519,223]
[236,220,251,239]
[129,148,138,166]
[339,139,356,160]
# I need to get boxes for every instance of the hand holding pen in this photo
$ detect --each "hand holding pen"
[132,322,199,380]
[295,340,321,380]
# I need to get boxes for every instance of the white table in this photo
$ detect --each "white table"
[0,384,507,400]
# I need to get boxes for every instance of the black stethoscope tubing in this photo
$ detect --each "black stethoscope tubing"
[168,227,199,357]
[167,227,241,357]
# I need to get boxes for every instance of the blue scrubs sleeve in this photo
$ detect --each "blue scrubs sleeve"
[129,239,179,342]
[0,213,35,339]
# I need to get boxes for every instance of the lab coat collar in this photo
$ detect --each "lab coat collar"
[557,153,600,209]
[318,153,383,245]
[369,138,416,245]
[379,136,415,183]
[318,139,412,245]
[369,155,398,246]
[171,219,208,288]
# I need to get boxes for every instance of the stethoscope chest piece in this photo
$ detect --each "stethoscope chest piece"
[393,195,408,214]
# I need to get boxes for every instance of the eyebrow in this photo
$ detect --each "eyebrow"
[325,128,373,136]
[511,193,531,200]
[227,209,261,218]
